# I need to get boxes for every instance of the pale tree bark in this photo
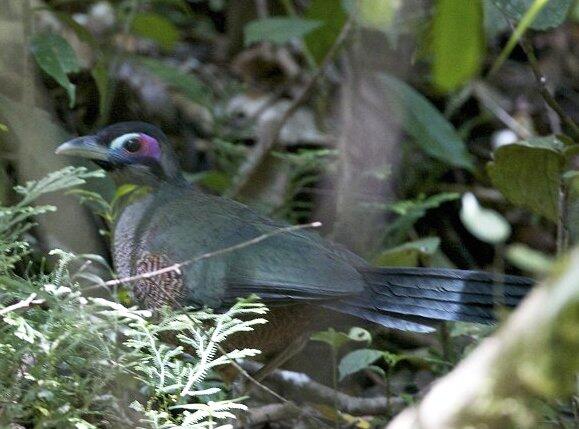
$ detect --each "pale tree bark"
[0,0,107,256]
[329,27,411,256]
[387,250,579,429]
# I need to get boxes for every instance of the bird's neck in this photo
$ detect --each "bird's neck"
[108,167,188,189]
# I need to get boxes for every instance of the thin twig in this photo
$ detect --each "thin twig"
[96,221,321,289]
[226,18,354,198]
[254,0,269,20]
[0,293,42,316]
[518,37,579,141]
[22,0,34,107]
[97,0,139,126]
[556,183,569,255]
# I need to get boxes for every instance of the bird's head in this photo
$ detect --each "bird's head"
[56,122,183,186]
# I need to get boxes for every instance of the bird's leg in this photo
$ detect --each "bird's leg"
[251,333,310,384]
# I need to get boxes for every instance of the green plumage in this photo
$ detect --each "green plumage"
[113,182,366,310]
[56,121,534,342]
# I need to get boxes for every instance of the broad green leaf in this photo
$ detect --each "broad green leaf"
[506,243,553,274]
[488,0,551,75]
[350,0,399,30]
[483,0,511,38]
[460,193,511,244]
[91,59,109,118]
[380,74,475,170]
[491,0,573,29]
[338,348,383,381]
[0,123,7,132]
[433,0,484,92]
[305,0,347,63]
[311,328,354,350]
[30,32,81,108]
[132,12,180,51]
[487,136,566,221]
[138,58,212,107]
[244,17,322,46]
[374,237,441,267]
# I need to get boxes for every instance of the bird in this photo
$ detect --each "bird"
[56,121,533,359]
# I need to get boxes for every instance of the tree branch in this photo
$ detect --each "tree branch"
[241,360,405,416]
[0,293,43,316]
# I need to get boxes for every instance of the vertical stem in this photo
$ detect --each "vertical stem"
[492,242,506,309]
[22,0,34,108]
[439,323,453,364]
[331,346,338,428]
[255,0,269,19]
[556,182,569,256]
[385,366,392,418]
[98,0,139,126]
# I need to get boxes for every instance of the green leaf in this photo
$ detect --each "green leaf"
[433,0,484,92]
[380,74,475,171]
[345,0,399,30]
[338,349,383,381]
[310,328,351,351]
[506,243,553,274]
[374,237,441,267]
[389,193,461,216]
[244,17,322,46]
[381,193,460,244]
[91,59,109,118]
[487,136,566,221]
[460,193,511,244]
[491,0,573,30]
[488,0,551,75]
[30,32,81,108]
[138,58,212,107]
[131,12,180,51]
[304,0,347,63]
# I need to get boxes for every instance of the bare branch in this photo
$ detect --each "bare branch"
[241,360,405,416]
[0,293,43,316]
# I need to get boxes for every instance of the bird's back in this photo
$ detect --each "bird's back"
[113,182,368,310]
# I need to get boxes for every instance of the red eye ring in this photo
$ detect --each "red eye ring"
[124,137,141,153]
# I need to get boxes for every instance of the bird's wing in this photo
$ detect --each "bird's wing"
[135,185,367,309]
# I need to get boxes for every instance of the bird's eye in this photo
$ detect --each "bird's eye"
[124,137,141,153]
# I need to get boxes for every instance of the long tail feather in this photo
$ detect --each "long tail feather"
[349,268,533,326]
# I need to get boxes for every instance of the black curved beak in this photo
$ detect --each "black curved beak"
[55,136,108,161]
